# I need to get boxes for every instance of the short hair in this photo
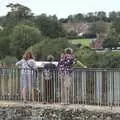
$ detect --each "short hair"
[23,51,33,60]
[64,48,73,54]
[47,55,54,61]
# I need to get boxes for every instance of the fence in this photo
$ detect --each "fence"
[0,67,120,107]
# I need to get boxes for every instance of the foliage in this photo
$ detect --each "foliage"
[102,52,120,68]
[0,36,10,59]
[112,18,120,34]
[102,19,120,49]
[75,47,99,67]
[1,56,18,65]
[28,37,72,60]
[5,3,34,28]
[10,24,41,58]
[35,14,66,38]
[75,47,120,68]
[102,36,119,49]
[89,21,108,34]
[66,30,77,38]
[1,3,120,68]
[0,29,11,59]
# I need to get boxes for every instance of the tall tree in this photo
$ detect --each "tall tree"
[28,37,72,60]
[5,3,34,28]
[35,14,65,38]
[109,11,117,21]
[96,11,107,21]
[10,24,41,58]
[74,13,84,22]
[85,12,96,22]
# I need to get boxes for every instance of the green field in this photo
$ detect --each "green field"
[70,38,94,46]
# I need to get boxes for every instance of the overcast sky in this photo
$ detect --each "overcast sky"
[0,0,120,18]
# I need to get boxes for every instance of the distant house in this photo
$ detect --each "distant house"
[62,22,89,34]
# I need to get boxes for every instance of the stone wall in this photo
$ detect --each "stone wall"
[0,102,120,120]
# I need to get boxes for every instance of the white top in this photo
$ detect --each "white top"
[16,59,37,73]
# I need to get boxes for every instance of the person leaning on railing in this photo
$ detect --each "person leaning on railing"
[43,55,56,103]
[16,51,37,102]
[58,48,75,104]
[58,48,87,104]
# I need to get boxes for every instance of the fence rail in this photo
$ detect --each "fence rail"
[0,67,120,107]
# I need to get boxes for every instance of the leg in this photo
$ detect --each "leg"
[32,88,36,102]
[20,75,27,102]
[61,75,65,103]
[64,75,71,104]
[22,88,27,102]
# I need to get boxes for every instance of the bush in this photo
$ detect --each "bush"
[1,56,18,66]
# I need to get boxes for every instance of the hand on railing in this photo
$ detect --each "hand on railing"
[76,60,87,68]
[83,65,87,68]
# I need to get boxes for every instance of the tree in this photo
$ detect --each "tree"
[85,12,96,22]
[90,21,108,34]
[67,15,74,22]
[112,18,120,34]
[73,13,84,22]
[5,3,34,28]
[35,14,65,38]
[102,36,119,49]
[0,28,12,59]
[90,21,108,48]
[10,24,41,58]
[28,37,72,60]
[96,11,107,21]
[1,56,18,66]
[102,52,120,68]
[0,36,10,59]
[109,11,117,21]
[75,47,98,67]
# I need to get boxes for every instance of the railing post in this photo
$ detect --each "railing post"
[82,70,86,105]
[96,71,102,105]
[114,71,120,106]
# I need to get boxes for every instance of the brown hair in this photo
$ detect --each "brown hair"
[23,51,33,60]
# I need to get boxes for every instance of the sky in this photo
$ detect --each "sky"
[0,0,120,18]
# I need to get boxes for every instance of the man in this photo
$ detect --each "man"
[43,55,56,103]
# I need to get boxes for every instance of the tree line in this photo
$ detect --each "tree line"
[60,11,120,23]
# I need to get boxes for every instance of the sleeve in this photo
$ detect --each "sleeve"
[16,59,23,66]
[30,59,37,70]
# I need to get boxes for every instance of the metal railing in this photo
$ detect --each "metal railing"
[0,67,120,107]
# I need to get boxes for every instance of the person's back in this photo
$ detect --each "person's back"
[58,50,74,75]
[44,63,56,72]
[58,48,75,104]
[43,55,56,103]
